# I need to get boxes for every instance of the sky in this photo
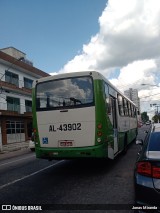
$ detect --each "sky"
[1,0,160,119]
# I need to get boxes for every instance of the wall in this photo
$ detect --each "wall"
[0,63,35,113]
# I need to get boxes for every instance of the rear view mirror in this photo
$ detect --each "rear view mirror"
[136,139,143,146]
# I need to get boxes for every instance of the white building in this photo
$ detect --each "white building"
[124,88,140,111]
[0,47,49,151]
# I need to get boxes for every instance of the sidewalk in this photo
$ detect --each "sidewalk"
[0,147,31,160]
[0,141,29,154]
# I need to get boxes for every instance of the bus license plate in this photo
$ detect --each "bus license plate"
[59,141,73,147]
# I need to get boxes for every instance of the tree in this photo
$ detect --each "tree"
[141,112,149,122]
[152,114,160,123]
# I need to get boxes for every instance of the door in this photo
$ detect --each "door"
[110,96,118,154]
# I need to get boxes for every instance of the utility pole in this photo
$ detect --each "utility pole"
[150,104,160,123]
[154,105,160,115]
[154,104,160,123]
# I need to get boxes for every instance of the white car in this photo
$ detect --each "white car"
[29,140,35,151]
[146,121,150,125]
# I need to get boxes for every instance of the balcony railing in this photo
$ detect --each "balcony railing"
[0,81,32,95]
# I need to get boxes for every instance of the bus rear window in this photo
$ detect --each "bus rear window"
[36,76,94,110]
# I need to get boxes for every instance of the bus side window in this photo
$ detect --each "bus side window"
[118,94,124,116]
[123,98,128,116]
[128,103,132,116]
[131,105,133,117]
[134,107,137,117]
[127,101,130,116]
[107,97,112,114]
[104,83,111,114]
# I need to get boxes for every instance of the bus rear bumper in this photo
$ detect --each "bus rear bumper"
[35,144,108,160]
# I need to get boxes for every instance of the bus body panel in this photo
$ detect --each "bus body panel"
[36,107,95,148]
[32,71,138,160]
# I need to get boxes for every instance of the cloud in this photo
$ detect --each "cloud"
[58,0,160,74]
[110,59,157,90]
[110,59,160,115]
[52,0,160,118]
[98,0,160,68]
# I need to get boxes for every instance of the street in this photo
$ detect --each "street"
[0,125,150,213]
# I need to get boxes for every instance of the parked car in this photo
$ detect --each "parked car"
[145,121,150,125]
[29,139,35,151]
[138,121,143,128]
[134,123,160,209]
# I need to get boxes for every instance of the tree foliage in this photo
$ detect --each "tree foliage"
[152,114,160,123]
[141,111,149,122]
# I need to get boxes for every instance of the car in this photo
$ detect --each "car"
[134,123,160,210]
[138,121,143,128]
[28,139,35,151]
[145,121,150,125]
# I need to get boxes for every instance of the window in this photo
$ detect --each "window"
[6,97,20,113]
[24,77,33,89]
[123,98,128,116]
[5,71,19,87]
[131,104,134,117]
[36,76,94,111]
[128,103,131,116]
[6,120,24,134]
[25,100,32,112]
[131,106,135,117]
[148,132,160,151]
[118,95,133,117]
[118,94,124,116]
[105,83,111,114]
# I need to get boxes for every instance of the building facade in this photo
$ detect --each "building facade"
[124,88,140,110]
[0,47,50,151]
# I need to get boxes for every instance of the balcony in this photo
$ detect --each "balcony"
[0,109,32,117]
[0,81,32,95]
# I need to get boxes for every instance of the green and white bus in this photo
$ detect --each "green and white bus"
[32,71,138,160]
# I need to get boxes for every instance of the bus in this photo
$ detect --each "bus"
[32,71,138,160]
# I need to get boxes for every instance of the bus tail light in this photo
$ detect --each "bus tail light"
[97,123,102,129]
[97,131,102,137]
[97,138,101,143]
[97,123,103,140]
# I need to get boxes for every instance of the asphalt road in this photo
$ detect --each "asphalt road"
[0,125,150,213]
